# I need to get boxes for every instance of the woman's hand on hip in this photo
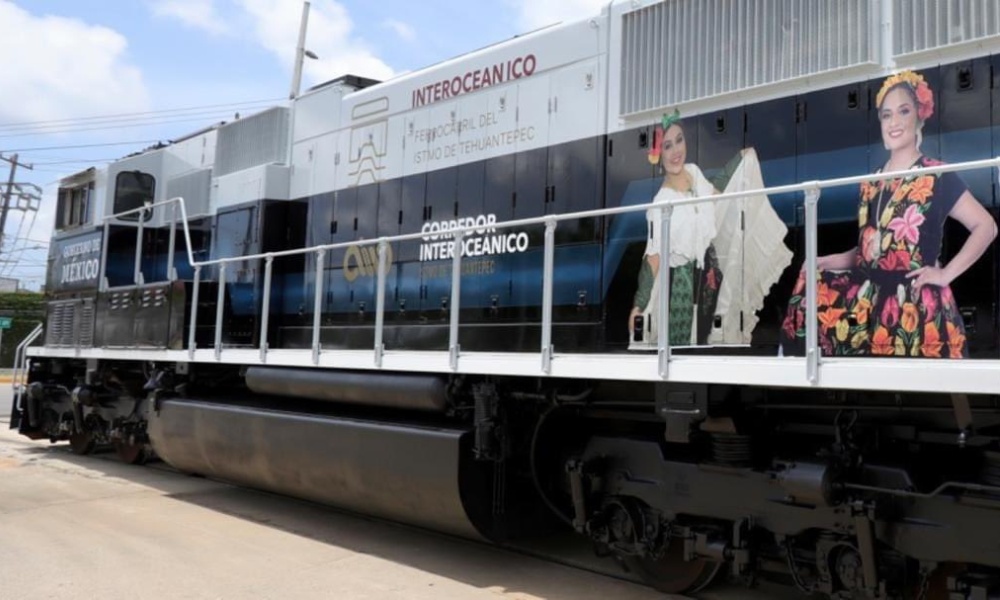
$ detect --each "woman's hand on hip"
[906,265,950,292]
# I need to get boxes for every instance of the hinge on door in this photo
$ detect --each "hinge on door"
[795,101,807,124]
[741,211,745,231]
[334,152,341,165]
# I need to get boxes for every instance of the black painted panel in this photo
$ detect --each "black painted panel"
[330,187,357,264]
[514,147,547,220]
[484,153,515,221]
[548,137,602,243]
[399,174,426,262]
[355,182,378,242]
[940,58,993,205]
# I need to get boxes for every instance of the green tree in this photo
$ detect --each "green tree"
[0,292,44,368]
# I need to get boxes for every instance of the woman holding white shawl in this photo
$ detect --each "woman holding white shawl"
[629,111,792,349]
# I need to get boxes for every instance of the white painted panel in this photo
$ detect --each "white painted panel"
[290,141,314,199]
[311,132,339,195]
[425,101,460,171]
[214,164,290,210]
[550,58,600,146]
[482,84,519,161]
[293,86,340,142]
[455,87,491,162]
[402,108,431,177]
[515,73,551,153]
[346,117,389,187]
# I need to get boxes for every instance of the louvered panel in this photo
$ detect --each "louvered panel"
[165,168,212,217]
[78,298,95,348]
[620,0,876,115]
[44,302,65,346]
[215,107,290,177]
[45,300,82,348]
[893,0,1000,58]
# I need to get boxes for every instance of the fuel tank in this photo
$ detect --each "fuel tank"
[147,398,489,540]
[244,367,449,412]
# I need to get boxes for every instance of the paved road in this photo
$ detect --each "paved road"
[0,387,794,600]
[0,386,11,421]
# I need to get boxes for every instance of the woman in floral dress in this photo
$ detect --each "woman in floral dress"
[781,70,997,358]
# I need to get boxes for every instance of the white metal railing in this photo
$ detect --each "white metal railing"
[96,156,1000,383]
[11,323,44,414]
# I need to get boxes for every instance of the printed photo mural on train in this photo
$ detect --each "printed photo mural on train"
[619,69,998,359]
[781,70,997,359]
[626,110,792,350]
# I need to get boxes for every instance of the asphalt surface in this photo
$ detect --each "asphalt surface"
[0,386,794,599]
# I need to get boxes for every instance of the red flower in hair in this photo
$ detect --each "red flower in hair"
[915,83,934,121]
[647,126,663,165]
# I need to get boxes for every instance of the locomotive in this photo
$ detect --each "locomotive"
[12,1,1000,597]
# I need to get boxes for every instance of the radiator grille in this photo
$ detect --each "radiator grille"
[893,0,1000,58]
[78,298,95,348]
[215,107,289,177]
[620,0,876,115]
[45,300,81,347]
[166,168,212,217]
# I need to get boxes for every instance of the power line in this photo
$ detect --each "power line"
[0,140,163,153]
[0,106,273,136]
[0,97,283,128]
[0,114,235,139]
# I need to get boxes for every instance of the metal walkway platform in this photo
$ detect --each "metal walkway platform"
[25,346,1000,395]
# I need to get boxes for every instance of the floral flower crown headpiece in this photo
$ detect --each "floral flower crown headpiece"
[647,109,681,165]
[876,70,934,121]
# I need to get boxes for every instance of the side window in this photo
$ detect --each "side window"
[55,183,94,231]
[114,171,155,221]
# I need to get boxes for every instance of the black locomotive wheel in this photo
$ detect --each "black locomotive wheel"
[628,543,721,595]
[114,440,149,465]
[68,432,96,456]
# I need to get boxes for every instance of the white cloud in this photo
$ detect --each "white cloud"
[0,1,150,124]
[150,0,230,35]
[381,18,415,42]
[509,0,607,31]
[148,0,395,83]
[235,0,395,84]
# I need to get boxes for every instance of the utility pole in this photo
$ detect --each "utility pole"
[0,153,33,253]
[289,1,317,100]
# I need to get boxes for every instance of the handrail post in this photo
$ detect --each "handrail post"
[540,219,556,374]
[657,205,673,379]
[133,204,146,285]
[374,240,388,368]
[98,221,111,292]
[312,250,325,365]
[214,264,226,361]
[804,187,821,384]
[448,232,463,371]
[259,255,274,364]
[166,201,178,282]
[188,266,201,359]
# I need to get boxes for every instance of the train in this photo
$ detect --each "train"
[11,1,1000,597]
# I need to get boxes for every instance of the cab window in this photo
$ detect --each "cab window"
[114,171,155,221]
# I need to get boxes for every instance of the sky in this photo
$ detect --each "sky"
[0,0,608,290]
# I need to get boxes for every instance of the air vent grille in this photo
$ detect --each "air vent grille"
[166,168,212,217]
[893,0,1000,58]
[215,107,289,177]
[620,0,876,115]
